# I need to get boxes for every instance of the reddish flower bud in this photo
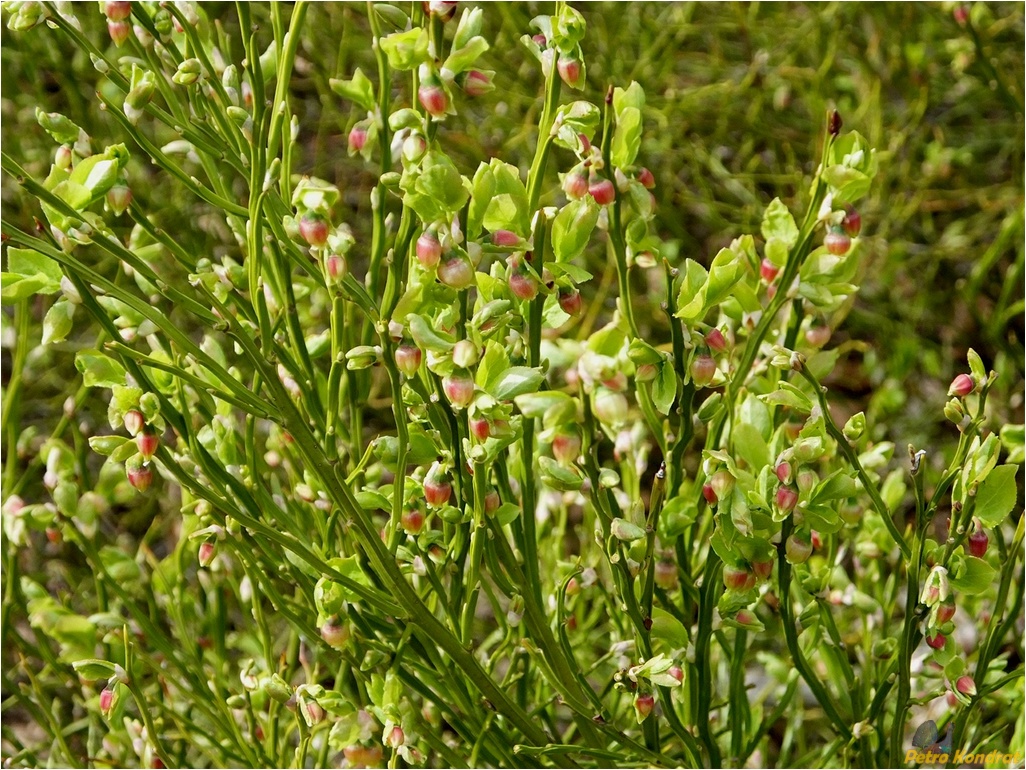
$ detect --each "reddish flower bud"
[416,230,442,268]
[723,564,756,592]
[935,600,956,625]
[325,254,347,283]
[705,328,728,353]
[634,693,655,722]
[424,472,452,508]
[299,215,329,248]
[829,109,843,137]
[552,430,581,465]
[395,343,422,378]
[810,530,822,550]
[785,532,812,564]
[124,409,145,437]
[106,184,132,215]
[805,324,831,348]
[760,258,780,283]
[104,1,132,20]
[588,174,616,206]
[824,229,851,256]
[508,271,539,301]
[320,619,350,649]
[55,145,73,170]
[557,55,583,88]
[108,19,132,46]
[926,633,946,650]
[842,207,862,238]
[418,84,448,118]
[558,287,582,317]
[775,461,792,484]
[491,229,520,247]
[563,166,589,200]
[532,33,547,47]
[955,675,977,697]
[469,417,490,442]
[668,665,684,684]
[967,527,988,558]
[953,5,969,25]
[128,465,153,492]
[752,558,774,581]
[386,725,406,749]
[484,490,500,514]
[690,354,717,388]
[637,167,656,189]
[427,1,457,20]
[702,483,717,505]
[348,123,368,154]
[137,430,159,460]
[948,373,976,398]
[198,540,216,567]
[442,370,475,409]
[401,508,425,535]
[463,69,493,97]
[776,485,799,513]
[99,686,115,716]
[437,253,475,289]
[710,470,734,501]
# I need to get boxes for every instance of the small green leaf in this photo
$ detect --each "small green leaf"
[974,464,1020,528]
[329,68,376,112]
[551,197,599,262]
[759,382,813,413]
[1,273,55,301]
[734,423,770,472]
[72,658,117,681]
[75,352,127,389]
[489,367,544,401]
[611,107,642,169]
[760,198,799,247]
[675,259,709,322]
[651,363,677,415]
[443,35,489,74]
[378,27,429,71]
[356,491,391,512]
[650,607,688,650]
[42,299,75,344]
[7,247,63,290]
[538,456,584,491]
[949,556,996,595]
[408,314,455,352]
[88,435,129,457]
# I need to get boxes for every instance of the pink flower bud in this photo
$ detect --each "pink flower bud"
[705,328,728,352]
[702,483,717,505]
[552,430,581,465]
[760,258,780,283]
[124,409,145,437]
[752,558,774,581]
[104,1,132,21]
[395,343,422,378]
[198,540,216,567]
[637,167,656,189]
[775,461,792,484]
[776,485,799,513]
[128,465,153,492]
[106,184,132,215]
[403,133,427,163]
[967,527,988,558]
[588,174,616,206]
[348,123,368,153]
[424,464,452,507]
[491,229,520,247]
[842,207,861,238]
[325,254,347,283]
[99,686,115,716]
[386,725,405,749]
[416,230,442,268]
[557,55,583,88]
[668,665,684,684]
[690,354,717,388]
[437,253,475,289]
[305,700,325,725]
[137,430,159,460]
[824,229,851,256]
[785,532,812,564]
[463,70,493,97]
[532,33,547,47]
[709,469,734,501]
[442,370,475,409]
[805,324,831,348]
[953,5,969,25]
[55,145,73,170]
[401,508,425,535]
[948,373,975,398]
[299,215,329,248]
[427,1,457,20]
[926,633,946,650]
[955,675,977,697]
[484,491,500,514]
[634,693,655,722]
[508,271,539,301]
[418,84,448,118]
[558,287,582,316]
[563,166,589,200]
[654,560,678,590]
[829,109,843,137]
[936,600,956,625]
[320,619,350,649]
[108,19,132,46]
[723,564,756,592]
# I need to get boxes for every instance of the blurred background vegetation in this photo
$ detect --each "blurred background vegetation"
[1,2,1023,762]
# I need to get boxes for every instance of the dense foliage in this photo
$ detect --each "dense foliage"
[1,2,1023,768]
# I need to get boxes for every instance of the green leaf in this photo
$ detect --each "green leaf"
[760,198,799,247]
[408,314,455,352]
[378,27,429,71]
[651,363,677,415]
[1,273,55,301]
[443,35,489,73]
[967,348,987,384]
[515,391,573,419]
[42,299,75,344]
[650,607,688,650]
[612,81,645,116]
[551,198,599,262]
[36,108,82,144]
[328,68,376,112]
[72,658,117,681]
[553,101,601,151]
[538,456,584,491]
[489,367,544,401]
[660,496,696,538]
[759,382,813,413]
[974,464,1020,527]
[7,247,63,291]
[949,556,996,595]
[415,152,469,214]
[611,107,642,168]
[675,259,709,322]
[356,491,391,512]
[75,352,127,389]
[88,435,129,457]
[734,422,770,472]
